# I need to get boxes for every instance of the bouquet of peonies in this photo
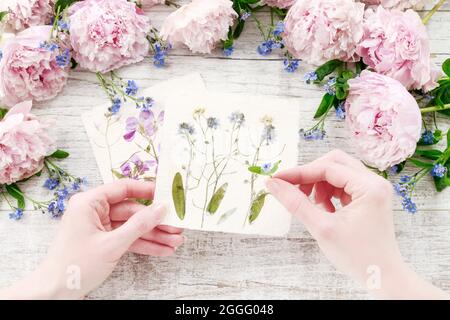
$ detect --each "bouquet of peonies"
[0,0,448,219]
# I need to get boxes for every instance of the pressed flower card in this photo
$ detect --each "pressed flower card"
[154,92,300,236]
[82,73,206,183]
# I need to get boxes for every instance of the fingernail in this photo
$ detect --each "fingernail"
[151,202,166,223]
[265,178,281,194]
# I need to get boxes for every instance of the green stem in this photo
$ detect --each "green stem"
[1,192,15,210]
[420,103,450,114]
[422,0,446,25]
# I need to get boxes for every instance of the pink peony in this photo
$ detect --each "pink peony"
[283,0,365,65]
[358,7,440,92]
[68,0,151,73]
[160,0,237,54]
[359,0,427,10]
[0,25,70,107]
[0,101,56,185]
[0,0,55,32]
[345,71,422,171]
[263,0,297,9]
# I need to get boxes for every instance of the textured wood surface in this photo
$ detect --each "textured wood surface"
[0,3,449,299]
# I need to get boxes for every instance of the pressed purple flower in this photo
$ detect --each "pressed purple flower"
[120,162,132,177]
[262,163,272,174]
[9,209,23,220]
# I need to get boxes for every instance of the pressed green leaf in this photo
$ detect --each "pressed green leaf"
[136,198,152,206]
[408,158,434,168]
[248,166,262,175]
[0,11,7,23]
[415,149,443,160]
[268,160,281,176]
[5,184,25,210]
[443,58,450,77]
[447,129,450,148]
[249,190,269,224]
[49,149,70,159]
[315,60,343,81]
[314,93,335,119]
[207,183,228,214]
[172,172,186,220]
[217,208,237,225]
[111,169,125,179]
[0,108,8,120]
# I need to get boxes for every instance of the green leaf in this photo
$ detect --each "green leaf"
[315,60,343,81]
[408,158,434,168]
[49,149,70,159]
[443,58,450,78]
[54,0,80,13]
[5,184,25,210]
[207,183,228,215]
[0,108,8,120]
[249,190,268,224]
[0,11,8,23]
[172,172,186,220]
[233,20,245,39]
[415,149,443,160]
[248,166,262,175]
[136,199,152,206]
[447,129,450,148]
[111,169,125,179]
[314,93,335,119]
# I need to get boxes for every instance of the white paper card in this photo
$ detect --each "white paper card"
[155,92,300,236]
[82,73,206,183]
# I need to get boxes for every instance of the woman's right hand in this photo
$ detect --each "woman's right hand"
[266,150,448,299]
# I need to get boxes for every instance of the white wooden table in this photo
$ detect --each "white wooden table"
[1,3,449,300]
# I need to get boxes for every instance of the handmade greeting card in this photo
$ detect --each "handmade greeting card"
[154,92,300,236]
[82,74,206,183]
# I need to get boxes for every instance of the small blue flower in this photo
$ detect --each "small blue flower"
[110,98,122,114]
[58,20,70,31]
[57,187,69,200]
[207,117,220,129]
[9,209,24,221]
[324,78,336,95]
[421,130,434,145]
[39,41,59,52]
[0,50,3,61]
[431,164,447,178]
[43,178,60,190]
[56,49,70,68]
[142,97,154,111]
[179,122,195,135]
[257,40,274,56]
[229,111,245,126]
[390,165,399,175]
[299,128,326,141]
[223,46,234,57]
[402,197,417,214]
[240,11,251,21]
[335,103,346,120]
[125,80,138,96]
[283,58,299,73]
[262,163,272,174]
[273,21,285,37]
[400,175,412,183]
[303,71,318,84]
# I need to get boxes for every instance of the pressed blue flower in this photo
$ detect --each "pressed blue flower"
[0,50,3,61]
[39,41,59,52]
[179,122,195,135]
[71,182,81,192]
[262,163,272,174]
[431,164,447,178]
[207,117,219,129]
[299,128,326,141]
[402,197,417,214]
[43,178,60,190]
[335,103,346,120]
[393,182,408,197]
[9,209,23,221]
[240,11,251,21]
[153,51,166,67]
[421,130,434,145]
[257,40,274,56]
[58,20,70,31]
[273,21,285,37]
[143,97,154,111]
[56,49,70,68]
[324,78,336,95]
[110,98,122,114]
[229,111,245,126]
[125,80,138,96]
[303,71,318,84]
[223,46,234,57]
[400,175,412,183]
[390,165,399,175]
[283,58,299,73]
[57,187,69,200]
